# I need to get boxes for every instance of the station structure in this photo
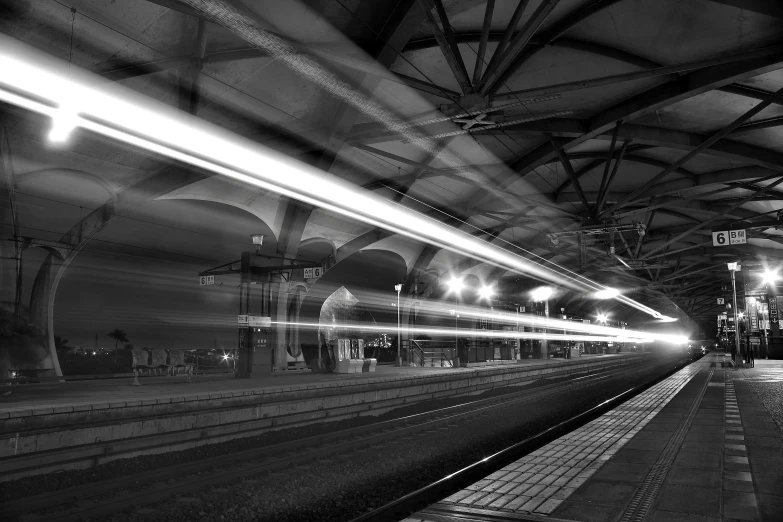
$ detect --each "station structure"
[3,0,783,380]
[1,2,783,519]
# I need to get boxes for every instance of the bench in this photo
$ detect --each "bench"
[131,347,193,385]
[329,338,376,374]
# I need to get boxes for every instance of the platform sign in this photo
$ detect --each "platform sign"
[770,297,778,324]
[248,316,271,327]
[303,267,324,279]
[237,314,249,327]
[199,275,215,285]
[712,229,746,246]
[717,298,725,305]
[748,301,759,332]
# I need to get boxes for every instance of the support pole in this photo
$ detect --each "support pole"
[395,284,402,366]
[454,293,461,368]
[732,269,740,364]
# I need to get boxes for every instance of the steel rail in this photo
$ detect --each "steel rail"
[1,364,639,521]
[348,355,700,522]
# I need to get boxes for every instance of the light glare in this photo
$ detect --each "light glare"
[530,286,554,301]
[447,278,464,294]
[49,109,78,142]
[479,285,494,300]
[594,288,620,299]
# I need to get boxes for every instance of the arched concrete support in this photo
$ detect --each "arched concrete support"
[283,284,308,365]
[27,166,208,376]
[15,168,118,202]
[271,199,315,370]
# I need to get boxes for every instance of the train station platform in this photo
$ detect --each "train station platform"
[409,353,783,522]
[0,353,640,482]
[0,354,630,417]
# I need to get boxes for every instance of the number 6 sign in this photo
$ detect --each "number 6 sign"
[712,229,747,246]
[712,231,728,246]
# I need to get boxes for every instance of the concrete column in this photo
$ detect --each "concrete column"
[272,281,290,371]
[27,254,64,376]
[284,286,307,366]
[0,122,21,318]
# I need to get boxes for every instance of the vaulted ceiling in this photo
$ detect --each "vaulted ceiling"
[4,0,783,329]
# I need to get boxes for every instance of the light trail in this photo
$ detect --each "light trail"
[443,306,688,344]
[269,320,650,344]
[0,35,662,319]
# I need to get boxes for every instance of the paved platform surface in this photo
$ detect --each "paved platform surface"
[0,354,627,418]
[407,353,783,522]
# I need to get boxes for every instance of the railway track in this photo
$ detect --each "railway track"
[2,365,628,522]
[1,357,639,482]
[348,355,701,522]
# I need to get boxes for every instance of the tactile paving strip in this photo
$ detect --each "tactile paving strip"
[411,363,705,519]
[618,367,714,522]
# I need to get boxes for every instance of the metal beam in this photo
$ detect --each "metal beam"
[596,124,620,210]
[478,0,530,91]
[643,241,713,261]
[553,148,680,198]
[493,43,783,102]
[548,136,594,220]
[731,115,783,134]
[597,140,630,212]
[415,0,472,94]
[481,0,561,96]
[405,28,657,71]
[606,85,783,214]
[571,45,783,154]
[472,0,495,86]
[487,0,624,95]
[642,175,783,259]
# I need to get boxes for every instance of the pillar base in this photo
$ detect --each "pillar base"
[395,357,403,367]
[453,356,460,368]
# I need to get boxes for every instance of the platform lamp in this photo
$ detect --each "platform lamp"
[728,262,741,362]
[250,234,265,254]
[760,270,778,359]
[447,277,465,368]
[395,283,403,367]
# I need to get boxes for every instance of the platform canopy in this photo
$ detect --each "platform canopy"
[3,0,783,333]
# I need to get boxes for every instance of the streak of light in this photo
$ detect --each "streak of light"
[413,303,688,344]
[594,287,620,299]
[0,35,663,319]
[270,320,650,343]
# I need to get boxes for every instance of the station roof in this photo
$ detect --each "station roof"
[4,0,783,329]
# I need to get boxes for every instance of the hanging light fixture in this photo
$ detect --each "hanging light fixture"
[250,234,265,254]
